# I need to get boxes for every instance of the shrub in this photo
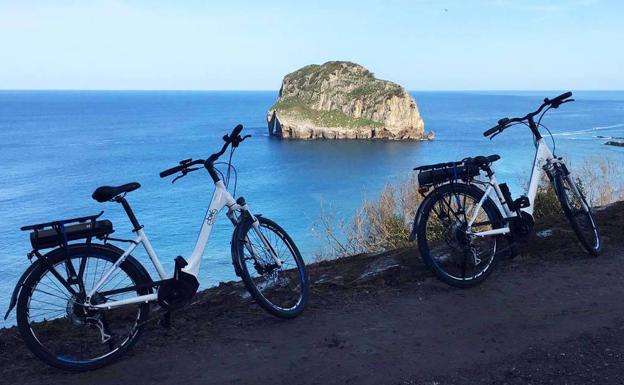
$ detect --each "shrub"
[534,157,624,219]
[313,175,423,260]
[533,177,563,219]
[579,157,624,206]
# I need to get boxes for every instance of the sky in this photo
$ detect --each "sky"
[0,0,622,90]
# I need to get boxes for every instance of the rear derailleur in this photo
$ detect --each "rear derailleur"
[68,293,113,344]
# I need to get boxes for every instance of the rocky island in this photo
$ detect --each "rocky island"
[267,61,432,140]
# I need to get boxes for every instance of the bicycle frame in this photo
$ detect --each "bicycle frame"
[465,137,556,238]
[86,180,274,310]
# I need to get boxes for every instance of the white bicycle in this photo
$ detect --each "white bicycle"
[5,125,309,371]
[411,92,601,288]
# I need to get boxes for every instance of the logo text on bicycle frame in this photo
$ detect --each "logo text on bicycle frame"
[205,209,218,225]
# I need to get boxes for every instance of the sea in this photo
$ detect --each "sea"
[1,90,623,327]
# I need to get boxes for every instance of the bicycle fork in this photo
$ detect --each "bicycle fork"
[228,201,283,270]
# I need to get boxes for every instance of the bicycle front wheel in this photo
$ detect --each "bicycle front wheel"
[553,169,601,256]
[232,216,309,319]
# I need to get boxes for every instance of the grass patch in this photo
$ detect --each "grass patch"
[272,97,384,128]
[314,175,423,260]
[348,83,403,99]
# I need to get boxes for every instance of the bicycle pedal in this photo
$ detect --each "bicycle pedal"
[513,196,530,209]
[174,255,188,269]
[174,256,188,280]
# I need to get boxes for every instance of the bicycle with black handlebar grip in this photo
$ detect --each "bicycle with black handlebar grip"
[5,124,309,371]
[410,92,601,288]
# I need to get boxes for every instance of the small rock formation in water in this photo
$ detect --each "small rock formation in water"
[267,61,433,140]
[606,141,624,147]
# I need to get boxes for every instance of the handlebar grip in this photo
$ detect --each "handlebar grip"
[483,125,501,137]
[549,91,573,105]
[160,164,185,178]
[230,124,243,139]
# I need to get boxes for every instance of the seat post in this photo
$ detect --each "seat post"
[114,196,143,232]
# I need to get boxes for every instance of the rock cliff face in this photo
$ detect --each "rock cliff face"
[267,61,432,140]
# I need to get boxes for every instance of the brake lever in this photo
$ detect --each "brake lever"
[489,130,503,140]
[231,134,252,148]
[551,98,575,109]
[171,167,200,184]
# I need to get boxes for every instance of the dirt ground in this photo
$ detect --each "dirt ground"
[1,202,623,385]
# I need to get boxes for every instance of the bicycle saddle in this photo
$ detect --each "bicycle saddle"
[92,182,141,202]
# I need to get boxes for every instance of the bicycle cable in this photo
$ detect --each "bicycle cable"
[226,147,234,187]
[213,161,238,197]
[536,105,557,156]
[540,124,556,156]
[226,144,238,196]
[214,166,226,183]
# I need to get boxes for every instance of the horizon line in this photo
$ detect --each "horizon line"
[1,88,623,93]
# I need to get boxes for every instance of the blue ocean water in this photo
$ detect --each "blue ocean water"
[1,90,623,327]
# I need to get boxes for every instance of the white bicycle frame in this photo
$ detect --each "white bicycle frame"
[464,137,560,238]
[86,180,281,310]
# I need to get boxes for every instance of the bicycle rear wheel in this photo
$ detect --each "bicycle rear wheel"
[232,216,309,318]
[16,244,151,371]
[415,183,504,288]
[552,169,601,256]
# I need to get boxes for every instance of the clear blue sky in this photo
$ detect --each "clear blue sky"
[0,0,622,90]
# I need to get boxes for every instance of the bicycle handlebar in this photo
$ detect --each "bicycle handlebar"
[483,92,574,139]
[160,124,250,182]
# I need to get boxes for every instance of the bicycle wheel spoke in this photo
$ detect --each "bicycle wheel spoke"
[29,310,66,320]
[43,275,70,299]
[33,288,69,301]
[36,280,70,300]
[29,298,66,309]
